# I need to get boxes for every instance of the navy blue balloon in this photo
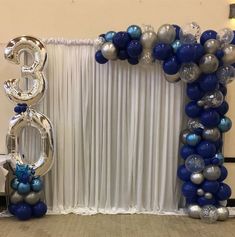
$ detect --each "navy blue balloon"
[193,128,203,135]
[177,165,191,181]
[185,101,202,118]
[200,30,217,45]
[118,50,129,60]
[153,43,173,61]
[128,57,139,65]
[32,201,47,218]
[186,196,198,205]
[180,145,195,160]
[219,83,227,96]
[196,140,217,158]
[21,105,27,113]
[212,139,223,152]
[231,31,235,45]
[113,31,131,49]
[186,82,204,100]
[182,182,198,198]
[204,158,211,166]
[173,24,181,40]
[127,40,143,58]
[95,50,108,64]
[193,43,205,62]
[176,44,195,63]
[199,73,219,92]
[163,56,181,75]
[215,183,232,201]
[200,109,220,128]
[15,203,32,220]
[201,180,219,193]
[216,101,229,116]
[217,166,228,182]
[198,197,216,206]
[215,49,224,60]
[8,204,18,215]
[14,105,21,114]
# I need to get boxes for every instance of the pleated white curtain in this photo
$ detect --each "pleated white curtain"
[23,39,186,214]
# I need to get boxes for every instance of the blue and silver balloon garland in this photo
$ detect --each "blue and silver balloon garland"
[95,23,235,223]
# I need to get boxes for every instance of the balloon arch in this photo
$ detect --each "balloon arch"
[95,23,234,223]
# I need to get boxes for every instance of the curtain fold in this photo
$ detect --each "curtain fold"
[24,39,185,214]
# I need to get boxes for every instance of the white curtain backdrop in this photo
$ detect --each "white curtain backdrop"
[22,39,186,215]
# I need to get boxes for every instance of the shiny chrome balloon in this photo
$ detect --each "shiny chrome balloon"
[202,128,221,142]
[222,44,235,65]
[204,39,220,54]
[190,173,204,185]
[24,191,41,205]
[199,54,219,74]
[101,42,117,60]
[10,191,24,204]
[188,205,201,219]
[197,188,205,196]
[140,31,157,49]
[204,192,213,199]
[203,165,221,181]
[157,24,176,44]
[200,205,219,223]
[217,207,229,221]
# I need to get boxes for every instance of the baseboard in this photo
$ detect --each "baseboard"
[224,157,235,163]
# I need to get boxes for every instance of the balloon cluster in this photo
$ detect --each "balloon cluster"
[8,164,47,220]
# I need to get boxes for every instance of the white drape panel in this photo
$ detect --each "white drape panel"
[25,39,185,214]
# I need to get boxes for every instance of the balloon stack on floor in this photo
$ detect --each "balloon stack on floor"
[95,23,235,223]
[4,36,54,220]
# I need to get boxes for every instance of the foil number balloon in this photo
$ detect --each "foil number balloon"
[4,36,54,176]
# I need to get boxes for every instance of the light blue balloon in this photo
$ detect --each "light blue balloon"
[105,31,116,42]
[218,116,232,132]
[127,25,142,40]
[10,178,20,190]
[18,182,30,194]
[31,178,43,192]
[171,40,181,53]
[186,133,201,146]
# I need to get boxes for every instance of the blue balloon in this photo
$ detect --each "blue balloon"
[105,31,116,42]
[211,153,224,165]
[21,105,27,113]
[200,109,220,128]
[127,25,142,40]
[171,40,181,53]
[11,178,20,190]
[199,73,219,92]
[182,182,198,198]
[31,178,43,192]
[217,166,228,182]
[14,105,21,114]
[180,145,195,160]
[215,49,224,59]
[32,201,47,218]
[198,197,216,206]
[204,158,211,166]
[18,182,30,195]
[153,43,173,61]
[118,50,129,60]
[173,24,181,40]
[193,43,205,62]
[212,139,223,152]
[200,30,217,45]
[231,31,235,45]
[128,57,139,65]
[219,83,227,96]
[95,50,108,64]
[186,133,201,146]
[163,56,181,75]
[218,116,232,132]
[176,44,195,63]
[185,101,202,118]
[196,141,217,158]
[177,165,191,181]
[216,101,229,116]
[186,82,204,100]
[127,40,143,58]
[201,180,219,193]
[186,196,198,205]
[193,128,203,135]
[215,183,232,201]
[8,204,18,215]
[112,31,131,49]
[15,203,32,220]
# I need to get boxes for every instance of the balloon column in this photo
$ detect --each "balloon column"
[95,24,235,222]
[4,36,54,220]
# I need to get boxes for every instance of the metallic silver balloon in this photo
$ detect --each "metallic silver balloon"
[217,207,229,221]
[216,65,235,84]
[203,165,221,181]
[24,191,41,205]
[157,24,176,44]
[6,108,54,176]
[94,36,106,50]
[179,22,201,44]
[200,205,219,223]
[164,73,181,83]
[101,42,117,60]
[4,36,47,106]
[188,205,201,219]
[199,54,219,74]
[190,173,204,184]
[140,31,157,49]
[10,191,24,204]
[202,128,221,142]
[187,118,204,131]
[197,90,224,109]
[180,129,191,144]
[222,44,235,65]
[197,188,205,196]
[204,39,220,54]
[204,192,213,199]
[179,63,201,83]
[217,28,234,44]
[219,200,227,207]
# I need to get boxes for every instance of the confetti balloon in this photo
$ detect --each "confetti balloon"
[179,63,201,83]
[200,205,219,223]
[179,22,201,44]
[216,28,234,44]
[185,154,205,173]
[216,65,235,84]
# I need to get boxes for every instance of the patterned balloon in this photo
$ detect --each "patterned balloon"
[200,205,219,223]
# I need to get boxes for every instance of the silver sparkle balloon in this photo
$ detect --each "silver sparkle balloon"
[204,192,213,199]
[164,73,181,83]
[203,165,221,181]
[4,36,47,106]
[199,54,219,74]
[179,22,201,44]
[10,191,24,204]
[179,63,201,83]
[6,108,54,176]
[180,129,191,144]
[200,205,219,223]
[94,36,106,50]
[190,173,204,184]
[222,44,235,65]
[185,154,205,173]
[216,65,235,84]
[188,205,201,219]
[187,118,204,131]
[197,90,224,109]
[197,188,205,196]
[24,191,41,205]
[157,24,176,44]
[217,28,234,44]
[140,31,158,49]
[204,39,220,54]
[217,207,229,221]
[101,42,117,60]
[202,128,221,142]
[139,49,154,65]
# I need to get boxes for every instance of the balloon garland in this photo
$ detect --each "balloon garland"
[95,23,235,223]
[4,36,54,220]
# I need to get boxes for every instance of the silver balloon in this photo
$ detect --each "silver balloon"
[101,42,117,60]
[139,49,154,65]
[24,191,41,205]
[204,192,213,199]
[179,22,201,44]
[197,188,205,196]
[216,65,235,84]
[164,73,181,83]
[4,36,47,106]
[6,108,54,176]
[190,173,204,184]
[204,39,220,54]
[217,28,234,44]
[94,36,106,50]
[187,118,204,131]
[203,165,221,181]
[200,205,219,223]
[157,24,176,44]
[202,128,221,142]
[217,207,229,221]
[222,44,235,65]
[10,191,24,204]
[199,54,219,73]
[197,90,224,109]
[188,205,201,219]
[179,63,201,83]
[219,200,228,207]
[140,31,158,49]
